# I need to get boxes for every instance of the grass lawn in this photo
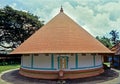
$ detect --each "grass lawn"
[0,64,20,73]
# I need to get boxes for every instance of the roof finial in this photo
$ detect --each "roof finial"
[60,5,63,12]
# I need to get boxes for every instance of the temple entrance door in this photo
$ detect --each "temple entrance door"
[58,56,68,70]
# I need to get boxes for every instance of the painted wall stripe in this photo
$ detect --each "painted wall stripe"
[67,57,68,69]
[101,56,102,65]
[71,64,102,70]
[31,55,34,68]
[22,66,57,70]
[51,54,54,69]
[93,55,96,66]
[21,64,102,70]
[58,56,60,69]
[21,56,23,66]
[75,53,78,68]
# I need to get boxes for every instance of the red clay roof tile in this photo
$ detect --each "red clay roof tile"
[11,11,112,54]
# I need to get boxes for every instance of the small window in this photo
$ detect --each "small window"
[45,54,49,56]
[34,54,38,56]
[91,53,96,56]
[71,53,74,56]
[82,53,86,56]
[24,54,29,56]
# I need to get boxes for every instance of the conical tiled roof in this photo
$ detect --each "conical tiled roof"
[11,9,112,54]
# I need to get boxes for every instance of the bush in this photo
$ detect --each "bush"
[0,60,20,66]
[103,64,111,70]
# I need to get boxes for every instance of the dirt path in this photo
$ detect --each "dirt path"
[0,68,119,84]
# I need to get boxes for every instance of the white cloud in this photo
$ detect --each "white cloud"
[9,3,17,9]
[1,0,120,37]
[64,0,120,37]
[91,1,120,36]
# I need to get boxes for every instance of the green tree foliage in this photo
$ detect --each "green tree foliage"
[96,30,120,48]
[96,36,112,48]
[0,6,44,50]
[109,30,119,45]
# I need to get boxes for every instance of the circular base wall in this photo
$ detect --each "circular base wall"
[19,67,104,79]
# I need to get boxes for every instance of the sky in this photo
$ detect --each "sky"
[0,0,120,37]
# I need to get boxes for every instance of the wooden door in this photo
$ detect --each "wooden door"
[58,56,68,69]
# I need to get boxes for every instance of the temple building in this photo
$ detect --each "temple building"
[11,7,112,79]
[110,42,120,67]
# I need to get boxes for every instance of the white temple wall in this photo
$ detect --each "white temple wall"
[21,53,102,70]
[78,54,93,67]
[33,54,51,68]
[95,54,102,65]
[54,54,59,69]
[22,55,31,67]
[68,54,75,69]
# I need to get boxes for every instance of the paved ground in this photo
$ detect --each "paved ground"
[0,68,119,84]
[98,68,120,84]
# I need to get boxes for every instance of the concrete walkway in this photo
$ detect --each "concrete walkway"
[98,68,120,84]
[0,69,19,84]
[0,69,120,84]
